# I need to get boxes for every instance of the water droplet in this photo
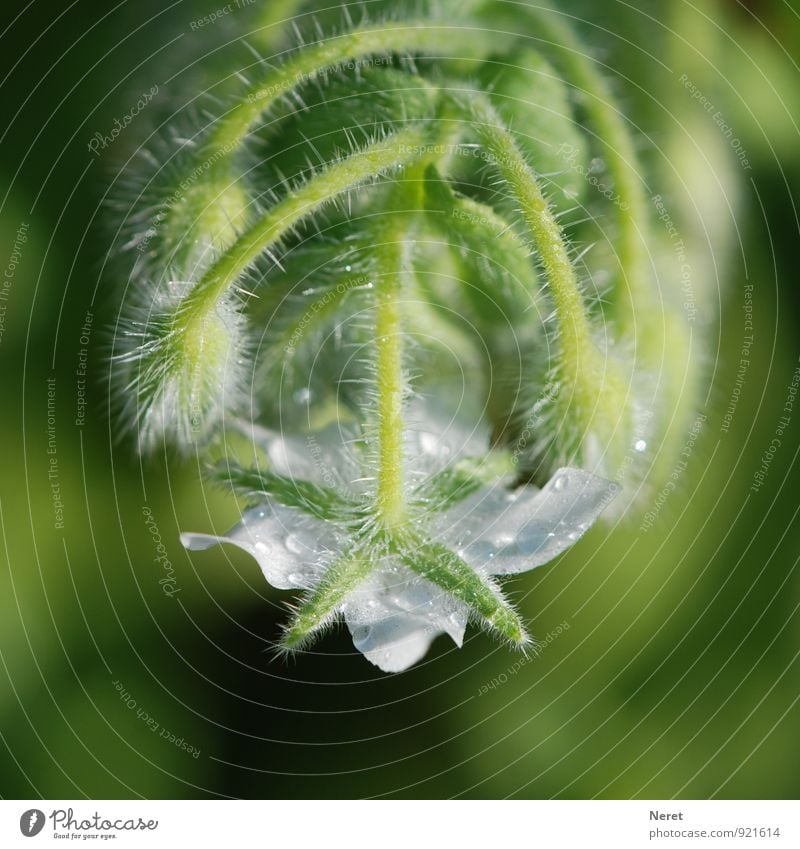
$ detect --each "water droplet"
[635,439,647,453]
[467,541,498,564]
[285,534,306,555]
[419,431,446,457]
[293,387,312,404]
[287,571,304,585]
[345,264,352,272]
[553,475,568,491]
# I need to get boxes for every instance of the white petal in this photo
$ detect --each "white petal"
[232,419,363,490]
[403,396,489,487]
[180,501,339,590]
[436,467,618,576]
[343,562,468,673]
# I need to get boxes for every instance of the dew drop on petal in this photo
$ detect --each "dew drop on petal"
[285,533,310,555]
[180,502,338,591]
[437,468,619,576]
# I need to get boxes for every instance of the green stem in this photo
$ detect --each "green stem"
[180,127,426,330]
[423,165,541,321]
[465,94,632,466]
[467,95,595,389]
[167,22,475,265]
[374,253,406,528]
[516,3,654,333]
[205,21,470,159]
[372,171,425,529]
[249,0,306,54]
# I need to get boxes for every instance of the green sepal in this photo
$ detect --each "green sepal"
[211,462,364,524]
[414,451,515,512]
[281,546,375,649]
[396,534,528,646]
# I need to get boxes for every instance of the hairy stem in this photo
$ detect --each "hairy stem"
[249,0,306,54]
[517,3,655,334]
[464,94,632,466]
[181,127,426,330]
[467,95,595,387]
[167,21,473,264]
[206,21,470,159]
[374,246,407,528]
[373,169,426,528]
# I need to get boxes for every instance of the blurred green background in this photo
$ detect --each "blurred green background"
[1,0,799,799]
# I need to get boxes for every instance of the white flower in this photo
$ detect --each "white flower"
[181,411,618,672]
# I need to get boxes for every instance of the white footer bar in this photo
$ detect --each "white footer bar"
[2,800,797,848]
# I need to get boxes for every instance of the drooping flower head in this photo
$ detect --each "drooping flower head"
[107,0,702,672]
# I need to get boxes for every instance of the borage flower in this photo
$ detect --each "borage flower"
[107,2,702,675]
[182,413,618,672]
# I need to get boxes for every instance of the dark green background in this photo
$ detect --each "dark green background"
[1,0,798,798]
